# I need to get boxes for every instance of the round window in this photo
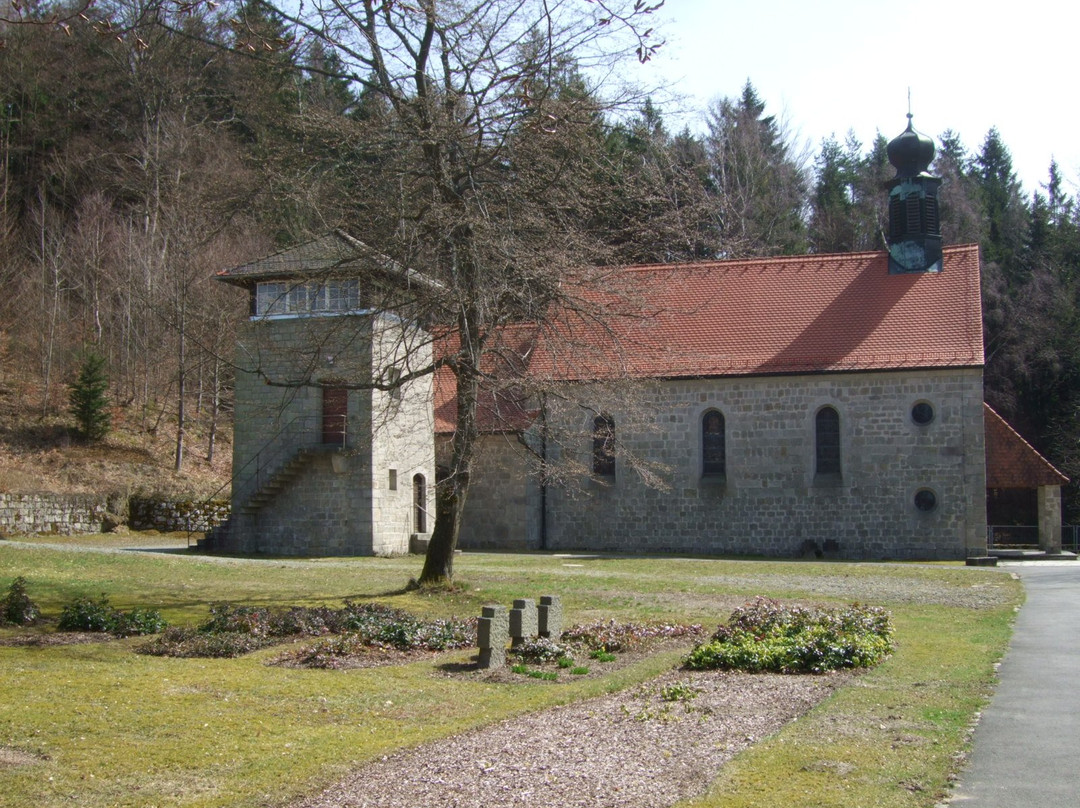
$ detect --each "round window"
[914,488,937,512]
[911,402,935,425]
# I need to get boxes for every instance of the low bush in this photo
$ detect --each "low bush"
[57,595,167,637]
[1,577,40,626]
[145,601,475,660]
[338,602,473,652]
[111,607,169,638]
[510,637,573,665]
[199,603,341,638]
[684,596,894,674]
[137,627,271,658]
[58,595,117,633]
[659,681,700,703]
[560,619,703,653]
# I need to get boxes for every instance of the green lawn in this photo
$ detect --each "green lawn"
[0,536,1021,808]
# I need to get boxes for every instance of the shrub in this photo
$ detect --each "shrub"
[561,619,703,653]
[57,595,166,636]
[137,627,270,658]
[336,602,473,652]
[685,597,894,674]
[282,634,372,669]
[659,681,700,703]
[510,637,573,665]
[199,603,274,635]
[58,595,121,633]
[1,577,40,626]
[111,608,169,638]
[153,601,475,660]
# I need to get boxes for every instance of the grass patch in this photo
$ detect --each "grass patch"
[0,539,1021,808]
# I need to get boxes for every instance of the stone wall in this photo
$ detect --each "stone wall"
[461,368,987,560]
[0,493,109,535]
[0,493,231,536]
[129,498,230,533]
[445,434,541,551]
[369,314,435,555]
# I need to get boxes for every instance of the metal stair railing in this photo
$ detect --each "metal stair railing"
[187,415,347,547]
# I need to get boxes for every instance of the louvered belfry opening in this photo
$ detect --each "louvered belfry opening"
[885,114,943,274]
[889,193,940,243]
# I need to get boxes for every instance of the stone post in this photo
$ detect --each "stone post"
[509,598,537,648]
[1038,485,1063,554]
[537,595,563,639]
[477,605,509,669]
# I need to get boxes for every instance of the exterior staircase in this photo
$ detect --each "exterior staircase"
[238,448,320,515]
[197,447,326,551]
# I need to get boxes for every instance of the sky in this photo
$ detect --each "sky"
[629,0,1075,196]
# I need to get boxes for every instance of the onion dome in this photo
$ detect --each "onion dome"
[887,114,935,178]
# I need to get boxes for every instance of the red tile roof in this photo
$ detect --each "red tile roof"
[433,325,539,434]
[435,245,985,433]
[984,403,1068,488]
[528,245,983,380]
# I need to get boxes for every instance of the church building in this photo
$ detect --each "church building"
[209,119,1063,560]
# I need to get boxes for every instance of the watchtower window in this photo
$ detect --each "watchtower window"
[255,280,360,317]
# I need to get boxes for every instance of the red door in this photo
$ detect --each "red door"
[322,387,347,446]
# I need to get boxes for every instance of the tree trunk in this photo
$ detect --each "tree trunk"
[174,295,186,472]
[207,354,220,463]
[419,286,482,582]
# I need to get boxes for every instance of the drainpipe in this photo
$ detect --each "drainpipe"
[539,393,548,551]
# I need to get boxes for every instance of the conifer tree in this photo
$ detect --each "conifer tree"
[69,350,111,442]
[705,81,807,256]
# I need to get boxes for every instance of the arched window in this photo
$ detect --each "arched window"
[815,407,841,474]
[592,414,615,476]
[702,410,726,476]
[413,474,427,533]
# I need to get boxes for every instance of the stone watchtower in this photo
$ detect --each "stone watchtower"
[211,231,436,556]
[886,114,943,274]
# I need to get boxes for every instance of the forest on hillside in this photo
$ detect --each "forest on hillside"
[2,1,1079,518]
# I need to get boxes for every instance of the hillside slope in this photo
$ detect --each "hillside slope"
[0,379,232,501]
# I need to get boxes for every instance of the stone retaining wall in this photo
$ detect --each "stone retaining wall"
[129,498,230,533]
[0,493,230,536]
[0,493,110,535]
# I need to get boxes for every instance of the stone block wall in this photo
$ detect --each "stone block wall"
[231,315,374,506]
[239,450,376,554]
[0,493,109,535]
[370,315,435,555]
[462,368,987,560]
[129,498,230,533]
[446,434,541,551]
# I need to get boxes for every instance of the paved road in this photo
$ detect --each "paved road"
[950,562,1080,806]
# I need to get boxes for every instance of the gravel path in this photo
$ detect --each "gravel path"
[294,668,846,808]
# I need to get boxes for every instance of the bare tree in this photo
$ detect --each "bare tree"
[210,0,667,583]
